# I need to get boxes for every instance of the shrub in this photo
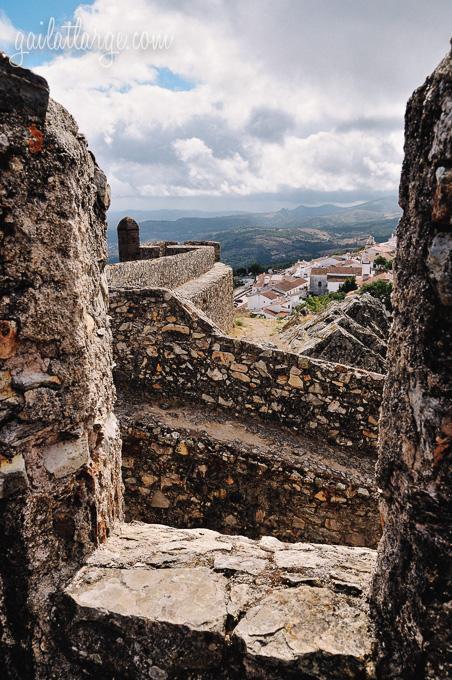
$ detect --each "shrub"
[360,280,393,311]
[248,262,266,275]
[305,291,345,313]
[339,277,358,293]
[374,255,393,271]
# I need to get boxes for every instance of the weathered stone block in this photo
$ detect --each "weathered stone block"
[43,434,90,478]
[0,452,28,499]
[58,522,376,678]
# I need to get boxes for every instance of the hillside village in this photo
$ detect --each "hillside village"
[235,234,396,319]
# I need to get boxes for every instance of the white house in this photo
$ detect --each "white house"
[271,278,307,297]
[309,267,329,295]
[247,290,281,311]
[261,298,291,319]
[326,265,362,292]
[361,253,372,280]
[270,278,308,309]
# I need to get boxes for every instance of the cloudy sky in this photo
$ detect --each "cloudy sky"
[1,0,451,211]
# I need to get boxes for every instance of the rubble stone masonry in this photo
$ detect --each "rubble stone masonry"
[0,55,122,678]
[118,400,380,548]
[107,245,216,289]
[107,247,234,332]
[110,287,384,455]
[370,47,451,678]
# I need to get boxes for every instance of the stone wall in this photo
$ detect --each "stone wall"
[185,239,221,261]
[371,49,451,678]
[0,56,122,678]
[107,244,216,289]
[107,245,234,332]
[119,401,380,548]
[175,262,234,333]
[110,287,383,455]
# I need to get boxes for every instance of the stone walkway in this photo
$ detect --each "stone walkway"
[61,522,377,679]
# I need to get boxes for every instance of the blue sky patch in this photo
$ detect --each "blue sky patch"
[155,67,195,92]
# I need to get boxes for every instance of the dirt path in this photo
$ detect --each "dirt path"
[230,311,290,350]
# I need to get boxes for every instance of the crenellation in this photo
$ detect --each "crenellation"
[0,53,123,677]
[107,238,234,332]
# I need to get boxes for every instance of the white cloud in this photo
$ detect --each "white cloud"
[0,11,20,46]
[12,0,451,209]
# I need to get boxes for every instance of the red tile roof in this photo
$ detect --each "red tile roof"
[272,278,307,292]
[327,266,362,276]
[261,290,279,300]
[263,307,290,318]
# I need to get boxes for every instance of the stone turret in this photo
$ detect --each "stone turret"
[371,47,451,678]
[117,216,140,262]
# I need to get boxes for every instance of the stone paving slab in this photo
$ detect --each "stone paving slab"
[60,522,377,678]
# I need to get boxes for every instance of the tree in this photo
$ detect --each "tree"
[360,280,393,311]
[305,291,345,313]
[339,277,358,293]
[248,262,265,275]
[374,255,393,271]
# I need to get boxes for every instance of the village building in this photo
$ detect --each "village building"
[325,265,363,292]
[308,266,329,294]
[246,289,281,312]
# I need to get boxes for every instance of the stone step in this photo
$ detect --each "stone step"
[59,522,377,679]
[118,398,380,548]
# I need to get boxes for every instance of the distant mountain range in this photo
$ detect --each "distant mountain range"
[107,196,401,269]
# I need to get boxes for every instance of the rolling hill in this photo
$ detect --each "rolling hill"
[107,196,401,268]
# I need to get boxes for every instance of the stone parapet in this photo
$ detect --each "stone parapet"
[370,47,452,678]
[0,54,122,677]
[107,244,217,289]
[185,239,221,261]
[175,262,234,332]
[59,522,377,679]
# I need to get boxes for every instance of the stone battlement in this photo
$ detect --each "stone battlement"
[1,46,449,680]
[107,244,216,289]
[59,522,377,679]
[107,243,234,332]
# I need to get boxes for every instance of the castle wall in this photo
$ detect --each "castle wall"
[370,49,451,678]
[110,287,383,455]
[119,402,380,548]
[0,56,122,678]
[175,262,234,332]
[107,244,216,289]
[58,523,377,680]
[108,246,234,332]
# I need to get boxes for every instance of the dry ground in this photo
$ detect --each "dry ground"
[230,310,290,350]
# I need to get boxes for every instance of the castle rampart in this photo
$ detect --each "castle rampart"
[0,54,122,677]
[110,286,383,454]
[108,243,234,332]
[119,399,380,547]
[0,44,449,680]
